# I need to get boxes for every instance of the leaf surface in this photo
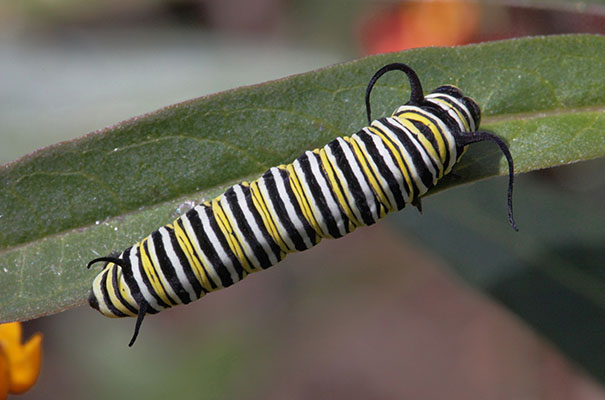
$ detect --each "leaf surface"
[1,34,604,321]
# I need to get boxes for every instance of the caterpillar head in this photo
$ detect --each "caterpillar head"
[365,63,517,231]
[427,85,482,134]
[88,256,150,346]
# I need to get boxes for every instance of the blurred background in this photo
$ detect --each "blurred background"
[2,0,605,398]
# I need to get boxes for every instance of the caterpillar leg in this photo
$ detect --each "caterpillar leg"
[411,197,423,214]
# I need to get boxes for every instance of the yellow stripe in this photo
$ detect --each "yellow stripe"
[211,197,255,274]
[105,267,137,316]
[292,161,332,238]
[430,97,470,131]
[317,148,360,229]
[398,112,447,164]
[346,136,392,215]
[172,221,213,291]
[139,237,173,305]
[249,180,290,253]
[392,116,443,178]
[117,272,138,314]
[219,192,264,271]
[368,125,415,201]
[286,163,321,234]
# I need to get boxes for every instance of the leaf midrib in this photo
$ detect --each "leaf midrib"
[2,105,603,254]
[483,104,605,124]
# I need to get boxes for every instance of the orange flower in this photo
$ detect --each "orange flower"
[361,0,480,54]
[0,322,42,399]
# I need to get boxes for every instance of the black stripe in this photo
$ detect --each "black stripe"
[100,268,129,317]
[142,239,177,306]
[136,243,172,309]
[348,135,389,217]
[261,169,309,251]
[110,264,139,314]
[223,185,272,269]
[409,110,452,172]
[296,153,345,238]
[371,121,420,201]
[282,167,320,246]
[151,230,192,304]
[199,205,247,281]
[327,139,377,226]
[357,129,407,210]
[176,214,233,288]
[399,111,440,160]
[408,118,449,173]
[176,217,233,288]
[382,119,435,191]
[241,183,284,265]
[166,225,207,296]
[316,146,359,227]
[431,94,472,131]
[120,247,158,314]
[424,101,468,157]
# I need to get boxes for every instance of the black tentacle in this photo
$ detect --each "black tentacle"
[129,301,149,347]
[365,62,425,125]
[457,131,518,231]
[87,256,126,269]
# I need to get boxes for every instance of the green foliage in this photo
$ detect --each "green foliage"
[0,34,604,323]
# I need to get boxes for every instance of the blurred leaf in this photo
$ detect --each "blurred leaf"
[494,0,605,10]
[388,162,605,381]
[0,34,604,322]
[505,0,605,12]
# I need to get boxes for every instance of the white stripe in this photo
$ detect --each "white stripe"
[158,227,197,302]
[109,265,137,316]
[92,271,112,316]
[293,158,331,237]
[387,116,440,185]
[257,175,297,251]
[437,93,475,131]
[365,128,409,204]
[423,97,464,131]
[129,247,165,311]
[272,167,314,249]
[220,191,262,270]
[179,212,225,287]
[403,106,458,173]
[352,132,396,211]
[146,233,180,305]
[324,143,364,224]
[425,93,475,132]
[374,119,430,195]
[307,151,348,236]
[337,137,379,221]
[194,206,240,285]
[234,185,279,265]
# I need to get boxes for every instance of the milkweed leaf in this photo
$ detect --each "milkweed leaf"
[0,34,604,322]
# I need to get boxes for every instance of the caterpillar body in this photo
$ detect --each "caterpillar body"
[88,63,517,345]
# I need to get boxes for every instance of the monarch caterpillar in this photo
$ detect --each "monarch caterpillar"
[88,63,517,346]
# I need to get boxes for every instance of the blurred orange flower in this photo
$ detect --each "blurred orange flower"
[0,322,42,399]
[361,0,480,54]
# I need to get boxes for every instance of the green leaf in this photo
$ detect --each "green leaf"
[1,34,604,322]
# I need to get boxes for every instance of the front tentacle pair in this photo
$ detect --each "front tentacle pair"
[365,63,517,230]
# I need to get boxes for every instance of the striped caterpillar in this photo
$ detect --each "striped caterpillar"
[88,63,517,345]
